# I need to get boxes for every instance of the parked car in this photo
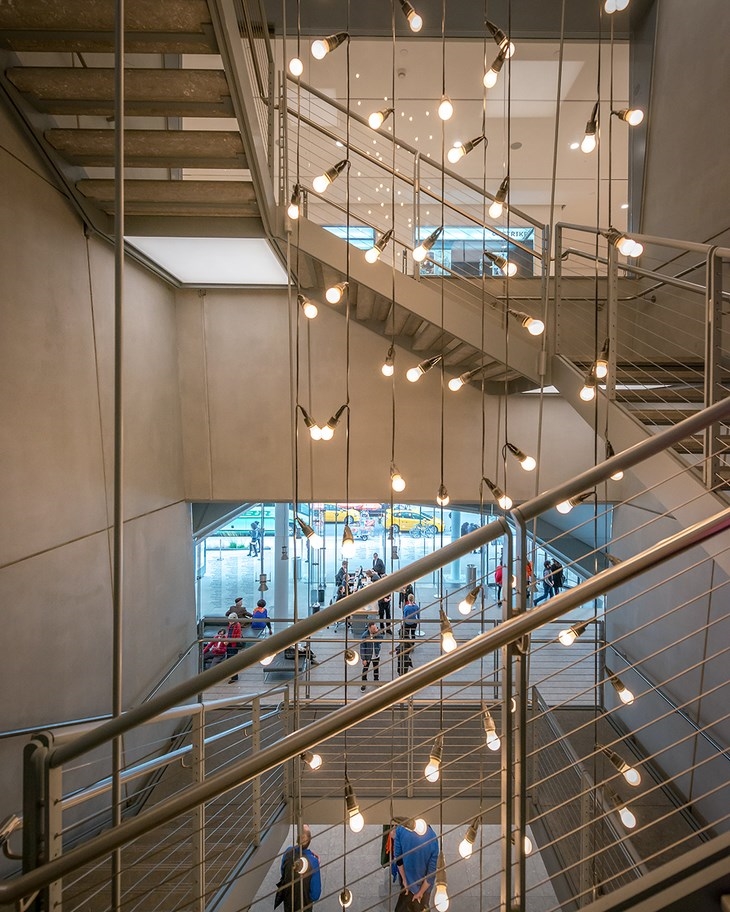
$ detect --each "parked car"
[384,508,444,536]
[217,505,290,537]
[314,503,362,524]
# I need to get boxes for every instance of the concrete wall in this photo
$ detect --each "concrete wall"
[0,104,196,837]
[176,286,598,505]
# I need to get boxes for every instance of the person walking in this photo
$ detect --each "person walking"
[392,821,438,910]
[550,558,565,595]
[494,564,504,603]
[276,825,321,912]
[533,561,554,606]
[372,552,386,576]
[359,620,383,692]
[402,592,421,639]
[249,521,261,557]
[395,630,414,676]
[377,585,392,631]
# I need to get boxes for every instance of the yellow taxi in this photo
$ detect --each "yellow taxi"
[317,503,361,523]
[384,508,444,536]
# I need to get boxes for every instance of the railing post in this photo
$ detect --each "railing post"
[406,700,414,798]
[413,152,420,281]
[606,242,618,402]
[511,520,530,911]
[252,695,262,844]
[23,733,62,912]
[704,247,722,489]
[579,771,593,905]
[501,531,515,912]
[191,705,206,912]
[553,224,563,357]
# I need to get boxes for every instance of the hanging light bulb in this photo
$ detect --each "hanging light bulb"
[606,229,644,258]
[381,345,395,377]
[505,442,537,472]
[448,373,466,392]
[399,0,423,32]
[606,440,624,481]
[595,339,610,380]
[508,309,545,336]
[447,134,485,164]
[439,608,457,653]
[484,250,517,276]
[458,817,480,859]
[368,107,394,130]
[486,19,515,58]
[302,750,323,771]
[406,354,442,382]
[345,648,359,666]
[609,790,637,829]
[605,0,631,14]
[365,228,394,263]
[293,853,309,874]
[260,653,275,666]
[341,523,356,559]
[424,734,444,783]
[483,50,506,89]
[312,159,348,194]
[581,102,599,153]
[556,491,593,515]
[614,106,644,126]
[437,95,454,121]
[580,370,597,402]
[339,888,353,908]
[298,293,318,320]
[413,226,443,262]
[510,832,533,855]
[558,618,591,646]
[488,176,509,219]
[390,464,406,493]
[288,56,304,77]
[311,32,348,60]
[607,669,635,705]
[482,477,512,511]
[598,745,642,786]
[458,586,481,616]
[436,483,450,507]
[288,184,302,219]
[326,281,349,304]
[345,779,365,833]
[298,405,323,440]
[433,851,449,912]
[483,706,501,751]
[319,404,347,441]
[295,517,324,549]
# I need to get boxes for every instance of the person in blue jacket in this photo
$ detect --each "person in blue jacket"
[251,598,273,634]
[359,620,383,692]
[402,592,421,639]
[277,825,321,912]
[392,821,438,908]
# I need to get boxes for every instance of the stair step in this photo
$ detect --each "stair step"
[77,179,259,217]
[7,67,234,117]
[627,407,701,425]
[616,386,705,404]
[47,128,247,169]
[0,0,217,54]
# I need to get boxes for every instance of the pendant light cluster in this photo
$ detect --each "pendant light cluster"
[604,228,644,258]
[581,101,644,154]
[298,403,348,441]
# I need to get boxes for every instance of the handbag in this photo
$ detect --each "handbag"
[395,889,426,912]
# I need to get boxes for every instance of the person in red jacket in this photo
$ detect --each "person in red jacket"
[494,564,504,603]
[203,628,228,668]
[226,613,243,683]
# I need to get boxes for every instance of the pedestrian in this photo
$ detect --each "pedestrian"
[533,561,554,605]
[395,630,414,676]
[226,597,252,622]
[251,598,273,634]
[551,558,565,594]
[335,560,350,591]
[372,551,386,576]
[249,521,260,557]
[359,620,383,692]
[377,584,392,631]
[276,824,321,912]
[226,613,243,683]
[494,564,504,603]
[392,821,438,911]
[203,628,228,669]
[399,582,414,610]
[402,592,420,639]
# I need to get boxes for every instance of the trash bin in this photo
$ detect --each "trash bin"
[310,603,320,615]
[466,564,477,588]
[311,587,326,606]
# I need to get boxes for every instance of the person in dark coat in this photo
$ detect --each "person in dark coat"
[359,620,383,691]
[277,825,321,912]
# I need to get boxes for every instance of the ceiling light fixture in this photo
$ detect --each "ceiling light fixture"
[504,442,537,472]
[311,32,349,60]
[437,95,454,121]
[458,817,481,859]
[433,851,450,912]
[288,184,302,219]
[365,228,394,263]
[485,19,515,58]
[597,744,642,786]
[606,440,624,480]
[483,50,506,89]
[558,618,591,646]
[484,250,517,276]
[436,483,450,507]
[448,366,483,391]
[390,464,406,493]
[345,778,364,832]
[398,0,423,32]
[447,134,486,164]
[613,107,644,126]
[509,309,545,336]
[295,516,324,549]
[579,369,597,402]
[326,281,349,304]
[581,102,599,153]
[368,107,394,130]
[608,789,637,829]
[413,226,443,262]
[425,734,444,782]
[458,586,481,616]
[439,608,457,653]
[483,705,501,751]
[312,159,349,194]
[302,750,323,771]
[298,293,318,320]
[406,354,442,382]
[381,345,395,377]
[341,523,356,558]
[288,57,304,77]
[556,491,593,514]
[606,668,635,705]
[605,228,644,258]
[488,176,509,218]
[482,476,512,510]
[595,338,610,379]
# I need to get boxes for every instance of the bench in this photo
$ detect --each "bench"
[263,653,309,682]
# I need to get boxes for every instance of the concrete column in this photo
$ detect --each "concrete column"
[447,510,461,587]
[274,502,290,624]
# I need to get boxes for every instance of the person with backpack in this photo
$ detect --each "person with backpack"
[275,825,321,912]
[550,559,565,594]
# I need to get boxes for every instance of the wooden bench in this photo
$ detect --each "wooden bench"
[262,653,309,682]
